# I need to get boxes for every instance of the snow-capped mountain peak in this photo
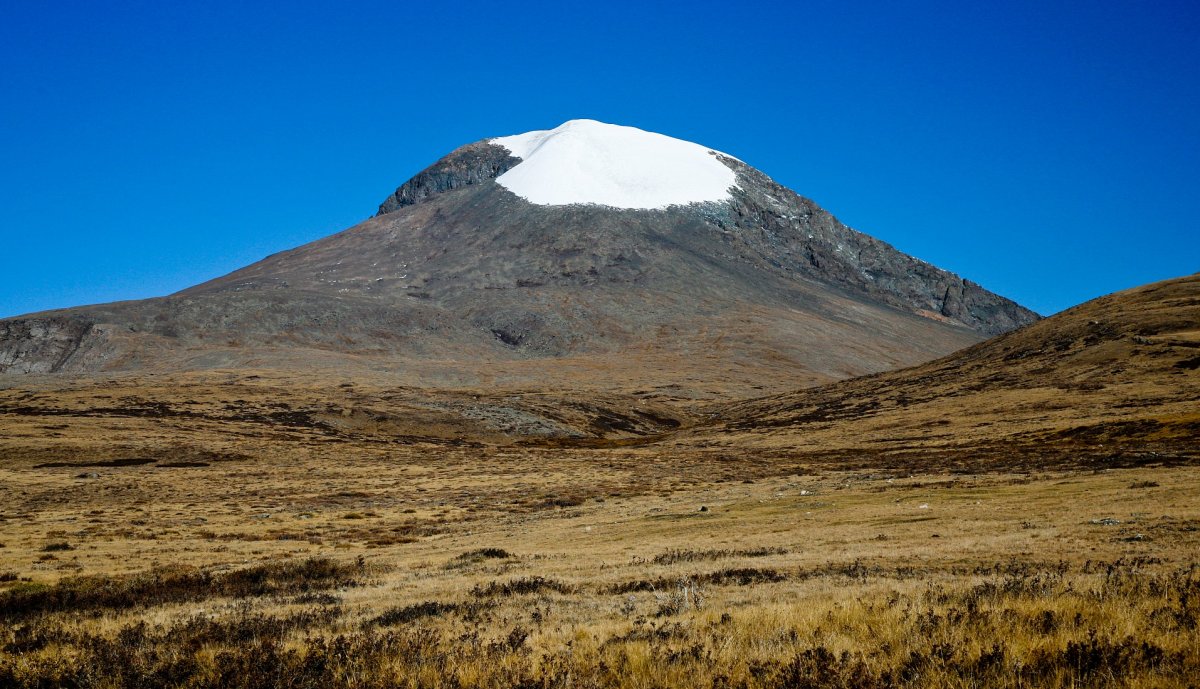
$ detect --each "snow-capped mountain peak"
[489,119,738,210]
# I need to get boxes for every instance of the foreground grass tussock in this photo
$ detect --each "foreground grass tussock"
[645,547,790,565]
[0,557,364,622]
[1,558,1197,688]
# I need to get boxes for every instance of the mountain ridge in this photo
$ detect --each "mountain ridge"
[0,120,1037,394]
[379,121,1034,335]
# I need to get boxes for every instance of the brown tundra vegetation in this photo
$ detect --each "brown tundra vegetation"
[0,275,1197,687]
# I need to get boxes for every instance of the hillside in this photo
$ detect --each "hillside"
[686,273,1200,469]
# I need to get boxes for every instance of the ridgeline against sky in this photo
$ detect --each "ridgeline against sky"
[0,120,1037,390]
[1,0,1197,319]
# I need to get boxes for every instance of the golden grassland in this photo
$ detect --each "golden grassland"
[1,276,1197,686]
[2,433,1198,687]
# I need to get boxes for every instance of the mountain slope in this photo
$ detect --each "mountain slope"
[686,273,1200,467]
[0,120,1036,396]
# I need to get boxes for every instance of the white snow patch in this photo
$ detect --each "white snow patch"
[490,119,738,210]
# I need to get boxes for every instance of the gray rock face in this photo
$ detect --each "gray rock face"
[715,157,1036,336]
[0,316,108,373]
[0,135,1039,388]
[377,142,521,215]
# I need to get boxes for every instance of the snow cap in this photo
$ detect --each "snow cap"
[490,119,738,210]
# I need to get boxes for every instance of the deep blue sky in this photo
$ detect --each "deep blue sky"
[2,0,1197,318]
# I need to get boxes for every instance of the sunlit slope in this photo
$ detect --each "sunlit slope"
[691,274,1200,467]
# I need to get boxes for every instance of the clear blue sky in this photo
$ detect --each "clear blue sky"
[2,0,1197,318]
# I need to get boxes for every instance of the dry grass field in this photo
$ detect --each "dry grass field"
[1,418,1198,687]
[1,276,1197,687]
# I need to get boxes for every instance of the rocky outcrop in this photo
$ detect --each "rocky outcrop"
[377,142,520,215]
[710,157,1038,335]
[0,316,109,373]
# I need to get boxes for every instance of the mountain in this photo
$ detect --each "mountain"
[685,273,1200,468]
[0,120,1037,396]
